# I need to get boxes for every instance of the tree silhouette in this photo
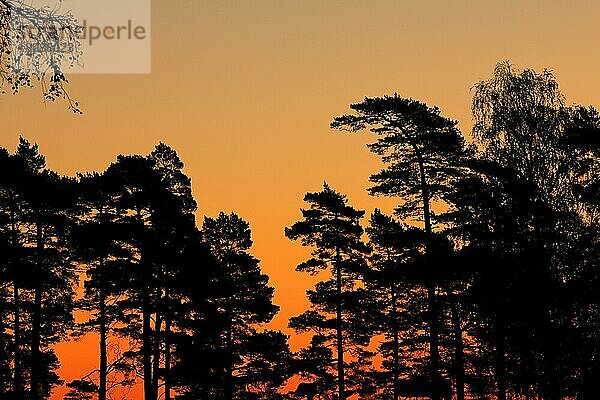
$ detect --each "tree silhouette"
[2,60,600,400]
[561,105,600,399]
[563,105,600,222]
[441,155,595,399]
[471,61,573,205]
[332,95,466,400]
[467,62,600,400]
[101,144,202,400]
[66,171,137,400]
[200,212,289,400]
[364,209,429,399]
[0,138,79,400]
[0,146,25,398]
[286,183,371,400]
[146,142,199,400]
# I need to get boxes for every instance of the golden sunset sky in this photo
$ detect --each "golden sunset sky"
[2,1,600,398]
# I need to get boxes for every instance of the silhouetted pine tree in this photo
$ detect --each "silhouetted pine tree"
[199,212,290,400]
[442,156,589,400]
[561,104,600,399]
[66,171,137,400]
[563,105,600,221]
[102,143,200,400]
[286,183,372,400]
[10,138,78,400]
[364,209,430,399]
[169,236,224,399]
[332,95,466,400]
[92,154,159,400]
[0,147,15,396]
[0,140,40,399]
[147,142,199,400]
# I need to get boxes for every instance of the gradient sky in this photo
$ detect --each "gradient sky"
[2,1,600,398]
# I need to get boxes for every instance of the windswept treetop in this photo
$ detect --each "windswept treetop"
[331,94,466,223]
[331,95,463,158]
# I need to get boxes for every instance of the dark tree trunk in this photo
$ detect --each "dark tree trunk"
[335,247,346,400]
[417,155,442,400]
[542,309,559,400]
[10,203,23,399]
[495,314,507,400]
[152,311,162,399]
[30,222,44,400]
[31,287,43,400]
[164,316,172,400]
[139,207,155,400]
[98,255,107,400]
[13,283,23,400]
[97,207,108,400]
[0,288,5,398]
[578,305,599,400]
[579,359,600,400]
[427,285,441,400]
[391,286,400,400]
[449,292,465,400]
[225,318,233,400]
[142,285,154,400]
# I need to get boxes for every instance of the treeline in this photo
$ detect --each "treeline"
[287,62,600,400]
[0,61,599,400]
[0,141,292,400]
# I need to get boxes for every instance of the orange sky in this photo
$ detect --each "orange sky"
[3,1,600,398]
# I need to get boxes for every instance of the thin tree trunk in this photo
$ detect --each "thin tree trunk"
[495,314,507,400]
[99,255,107,400]
[142,277,155,400]
[97,206,108,400]
[31,286,43,400]
[579,304,599,400]
[142,284,153,400]
[225,317,233,400]
[11,201,23,400]
[391,286,400,400]
[449,292,465,400]
[138,207,155,400]
[152,310,162,399]
[416,155,441,400]
[542,309,558,400]
[164,316,172,400]
[0,286,5,398]
[30,222,44,400]
[427,285,441,399]
[335,247,346,400]
[13,283,22,400]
